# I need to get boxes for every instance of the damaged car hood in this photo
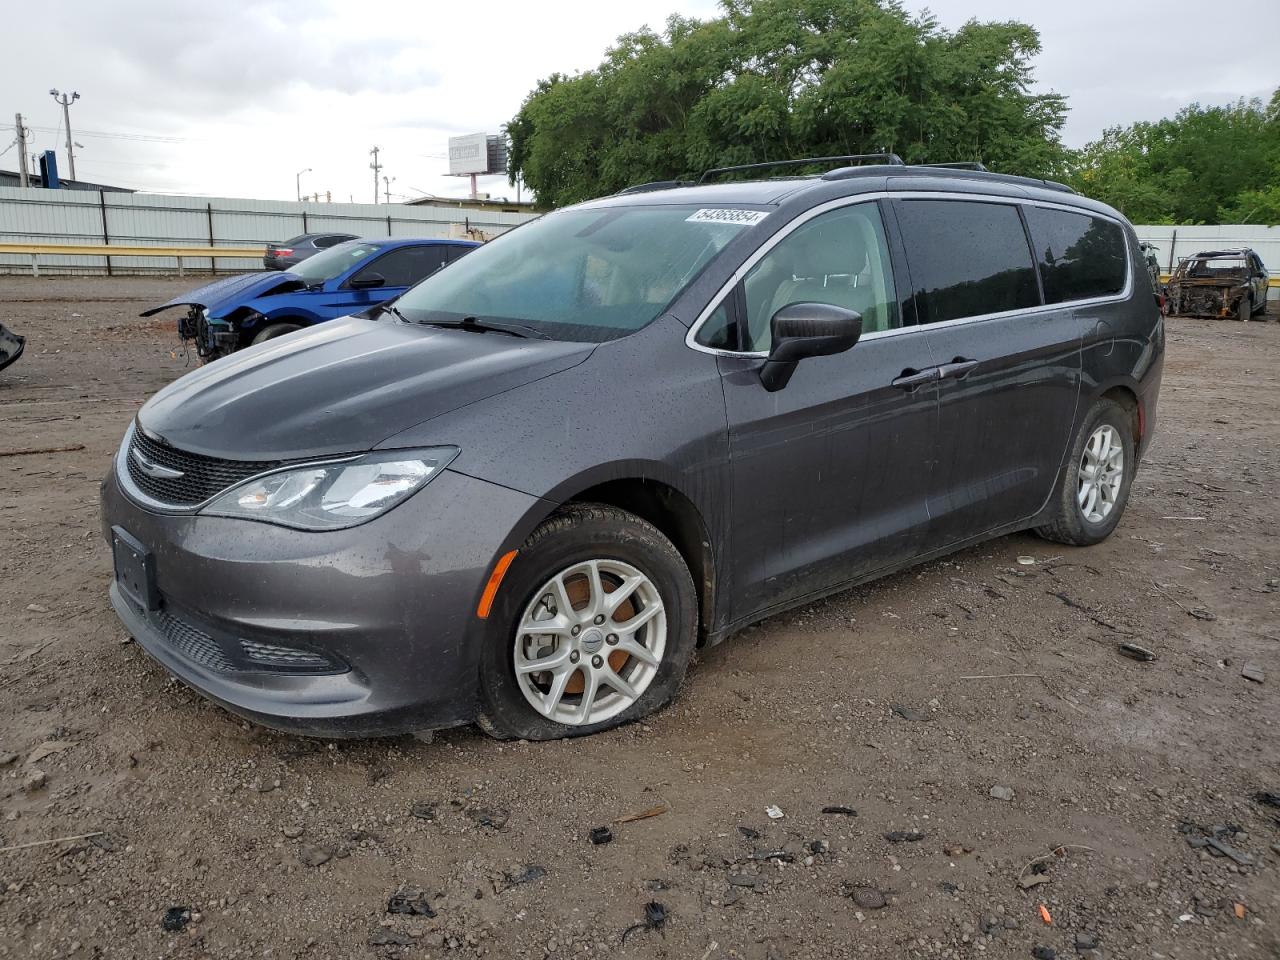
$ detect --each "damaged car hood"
[139,272,308,319]
[136,315,595,460]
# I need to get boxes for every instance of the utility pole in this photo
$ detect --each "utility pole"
[49,89,80,181]
[369,146,381,204]
[383,175,395,204]
[14,114,30,187]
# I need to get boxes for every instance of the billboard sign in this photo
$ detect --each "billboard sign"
[448,133,490,176]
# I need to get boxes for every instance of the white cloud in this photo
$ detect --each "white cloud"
[2,0,1276,205]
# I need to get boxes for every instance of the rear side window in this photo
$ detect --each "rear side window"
[894,200,1040,323]
[314,234,353,249]
[1024,208,1126,303]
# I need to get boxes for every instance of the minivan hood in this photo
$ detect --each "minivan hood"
[136,316,595,460]
[139,272,308,318]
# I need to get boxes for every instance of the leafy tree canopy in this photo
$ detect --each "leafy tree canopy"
[507,0,1068,208]
[1066,90,1280,225]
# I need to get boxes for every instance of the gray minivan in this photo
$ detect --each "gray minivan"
[101,156,1164,740]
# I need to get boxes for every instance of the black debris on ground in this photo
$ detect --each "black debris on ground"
[386,888,436,917]
[621,901,667,944]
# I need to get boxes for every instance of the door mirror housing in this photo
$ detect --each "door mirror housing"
[759,302,862,391]
[348,273,386,290]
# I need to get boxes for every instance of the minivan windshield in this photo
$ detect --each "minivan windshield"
[392,205,767,341]
[286,241,381,283]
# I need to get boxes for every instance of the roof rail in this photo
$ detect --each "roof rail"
[919,161,988,172]
[615,179,696,196]
[698,154,905,184]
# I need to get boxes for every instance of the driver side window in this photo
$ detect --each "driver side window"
[741,203,897,352]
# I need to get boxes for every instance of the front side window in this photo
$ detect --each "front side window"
[734,203,897,353]
[894,200,1040,324]
[286,241,381,283]
[1025,207,1126,304]
[393,205,763,342]
[351,246,448,287]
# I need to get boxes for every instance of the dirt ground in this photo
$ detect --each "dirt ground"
[0,276,1277,960]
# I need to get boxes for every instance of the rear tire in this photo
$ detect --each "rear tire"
[476,503,698,741]
[251,322,304,345]
[1236,295,1251,322]
[1035,399,1135,546]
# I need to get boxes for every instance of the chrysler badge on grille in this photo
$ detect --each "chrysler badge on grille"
[131,447,186,480]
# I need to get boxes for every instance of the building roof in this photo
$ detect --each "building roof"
[0,169,134,192]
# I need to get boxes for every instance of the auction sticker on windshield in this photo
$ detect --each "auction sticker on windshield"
[686,208,770,226]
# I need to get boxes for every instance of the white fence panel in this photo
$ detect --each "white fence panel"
[0,186,538,275]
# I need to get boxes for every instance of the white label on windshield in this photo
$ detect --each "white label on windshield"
[686,208,770,226]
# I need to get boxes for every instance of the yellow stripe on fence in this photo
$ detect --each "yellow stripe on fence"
[0,242,266,277]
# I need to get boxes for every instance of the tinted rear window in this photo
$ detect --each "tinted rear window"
[894,200,1040,323]
[1025,207,1127,303]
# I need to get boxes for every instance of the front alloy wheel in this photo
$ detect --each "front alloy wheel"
[515,559,666,725]
[476,503,698,741]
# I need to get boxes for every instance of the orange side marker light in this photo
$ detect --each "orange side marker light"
[476,550,518,619]
[1039,904,1053,926]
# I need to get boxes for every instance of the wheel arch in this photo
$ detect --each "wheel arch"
[524,471,719,646]
[1098,382,1141,448]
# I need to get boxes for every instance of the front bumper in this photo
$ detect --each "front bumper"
[100,464,545,737]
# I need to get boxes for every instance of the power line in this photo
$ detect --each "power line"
[3,123,193,144]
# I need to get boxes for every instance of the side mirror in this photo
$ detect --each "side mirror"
[759,302,862,392]
[349,273,386,290]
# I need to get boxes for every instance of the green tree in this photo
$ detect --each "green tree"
[508,0,1068,208]
[1067,91,1280,224]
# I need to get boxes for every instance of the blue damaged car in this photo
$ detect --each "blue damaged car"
[142,237,479,361]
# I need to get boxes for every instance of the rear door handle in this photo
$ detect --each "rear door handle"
[937,358,979,381]
[891,367,940,391]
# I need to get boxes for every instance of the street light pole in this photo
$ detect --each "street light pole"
[383,175,395,204]
[369,146,381,204]
[295,167,312,202]
[48,89,80,181]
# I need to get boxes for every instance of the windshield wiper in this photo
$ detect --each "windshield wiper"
[379,302,409,323]
[419,316,550,340]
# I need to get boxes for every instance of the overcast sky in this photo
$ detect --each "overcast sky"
[2,0,1276,204]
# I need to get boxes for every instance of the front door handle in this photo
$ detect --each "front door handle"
[891,367,940,391]
[937,358,979,381]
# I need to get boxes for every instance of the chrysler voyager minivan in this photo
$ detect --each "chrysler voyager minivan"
[102,156,1164,740]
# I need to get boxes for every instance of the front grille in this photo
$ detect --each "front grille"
[127,428,284,506]
[240,639,338,672]
[158,610,233,672]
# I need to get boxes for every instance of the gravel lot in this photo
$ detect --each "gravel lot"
[0,276,1277,960]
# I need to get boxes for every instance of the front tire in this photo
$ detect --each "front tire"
[477,504,698,741]
[251,322,304,345]
[1036,399,1136,546]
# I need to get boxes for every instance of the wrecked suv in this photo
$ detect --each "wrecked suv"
[142,237,478,360]
[1165,248,1269,321]
[102,156,1163,742]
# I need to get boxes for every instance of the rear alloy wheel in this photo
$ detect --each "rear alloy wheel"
[1236,295,1251,322]
[251,322,303,345]
[1076,424,1124,524]
[477,504,697,740]
[1036,398,1135,546]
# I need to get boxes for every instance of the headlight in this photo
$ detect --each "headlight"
[201,447,457,530]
